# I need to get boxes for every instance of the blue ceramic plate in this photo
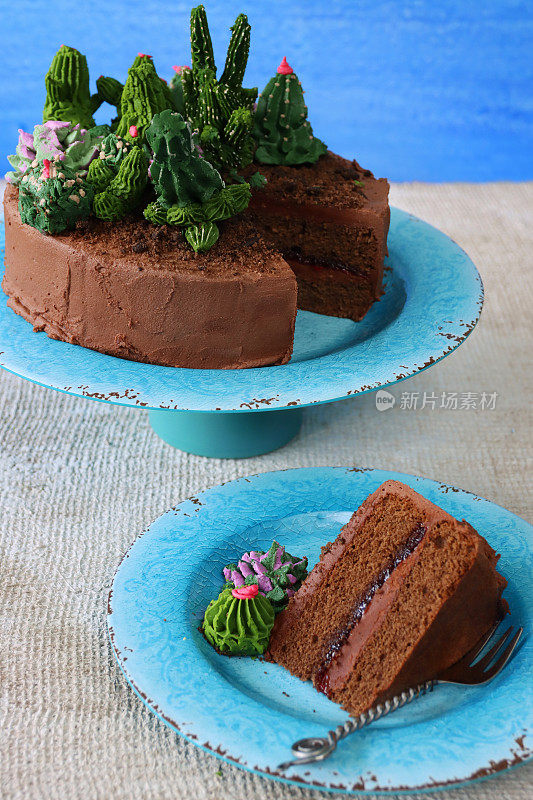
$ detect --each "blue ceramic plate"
[0,209,482,411]
[108,467,532,795]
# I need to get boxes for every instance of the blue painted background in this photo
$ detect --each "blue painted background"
[0,0,531,181]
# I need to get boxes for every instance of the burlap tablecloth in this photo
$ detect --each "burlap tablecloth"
[1,181,531,799]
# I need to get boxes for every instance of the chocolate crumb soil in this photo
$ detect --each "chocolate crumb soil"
[67,205,284,276]
[244,152,385,209]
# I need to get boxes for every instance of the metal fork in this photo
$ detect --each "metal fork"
[278,620,523,770]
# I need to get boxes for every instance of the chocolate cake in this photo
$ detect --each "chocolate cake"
[245,153,390,321]
[268,481,507,717]
[2,9,390,369]
[3,185,297,369]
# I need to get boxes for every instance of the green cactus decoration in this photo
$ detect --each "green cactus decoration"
[90,145,148,221]
[86,159,116,193]
[43,45,101,129]
[220,13,251,88]
[87,133,131,192]
[169,66,187,115]
[115,55,173,144]
[143,110,252,251]
[190,6,216,75]
[253,57,327,165]
[95,75,123,128]
[18,163,94,235]
[144,201,169,226]
[181,6,257,170]
[185,221,219,252]
[146,109,223,208]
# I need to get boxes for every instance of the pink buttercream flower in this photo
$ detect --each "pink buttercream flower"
[231,584,259,600]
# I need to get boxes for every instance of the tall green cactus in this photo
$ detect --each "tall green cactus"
[115,55,173,144]
[190,6,216,75]
[181,6,257,171]
[43,45,102,129]
[220,14,251,88]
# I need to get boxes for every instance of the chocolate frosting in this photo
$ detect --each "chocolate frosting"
[2,185,297,369]
[2,152,390,369]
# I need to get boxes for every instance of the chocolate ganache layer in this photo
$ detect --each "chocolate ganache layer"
[314,522,427,696]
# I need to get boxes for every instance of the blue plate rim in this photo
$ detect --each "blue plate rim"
[0,208,483,412]
[107,467,532,795]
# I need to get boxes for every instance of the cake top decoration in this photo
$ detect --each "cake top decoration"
[18,164,94,235]
[115,56,174,144]
[224,541,308,613]
[144,109,253,250]
[202,586,274,656]
[7,4,332,246]
[6,122,99,186]
[231,584,259,599]
[277,56,293,75]
[43,45,102,130]
[253,61,327,166]
[176,5,257,171]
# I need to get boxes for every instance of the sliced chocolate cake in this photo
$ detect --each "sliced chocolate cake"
[245,153,390,321]
[2,10,390,369]
[268,481,507,717]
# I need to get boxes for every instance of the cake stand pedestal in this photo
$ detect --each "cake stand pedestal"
[0,208,483,458]
[148,408,303,458]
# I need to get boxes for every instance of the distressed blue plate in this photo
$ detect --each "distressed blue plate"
[108,467,532,794]
[0,209,482,411]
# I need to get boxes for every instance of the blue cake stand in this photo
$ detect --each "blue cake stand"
[0,208,482,458]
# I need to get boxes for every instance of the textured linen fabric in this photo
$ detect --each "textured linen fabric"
[0,181,531,800]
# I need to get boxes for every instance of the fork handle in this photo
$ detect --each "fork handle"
[278,680,436,770]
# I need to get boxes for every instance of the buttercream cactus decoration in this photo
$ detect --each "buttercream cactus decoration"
[169,65,188,115]
[224,541,308,613]
[180,6,257,170]
[18,162,93,235]
[95,75,123,128]
[115,55,174,144]
[144,109,252,252]
[202,584,275,656]
[253,57,327,165]
[6,121,99,185]
[43,45,102,129]
[86,133,131,192]
[147,110,223,206]
[89,143,149,221]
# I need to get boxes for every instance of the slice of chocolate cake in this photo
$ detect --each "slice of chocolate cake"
[268,481,507,717]
[246,153,390,322]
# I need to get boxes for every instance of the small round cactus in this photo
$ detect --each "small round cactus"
[18,163,94,234]
[185,221,219,252]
